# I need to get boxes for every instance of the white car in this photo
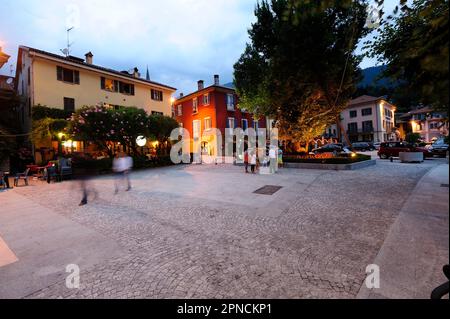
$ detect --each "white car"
[373,142,381,150]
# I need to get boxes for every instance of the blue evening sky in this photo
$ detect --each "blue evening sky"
[0,0,399,95]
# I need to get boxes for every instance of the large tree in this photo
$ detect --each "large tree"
[234,0,369,143]
[366,0,449,114]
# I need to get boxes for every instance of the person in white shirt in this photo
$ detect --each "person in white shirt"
[269,146,277,174]
[113,152,133,193]
[250,150,257,174]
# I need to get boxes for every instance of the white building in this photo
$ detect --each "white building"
[408,107,448,142]
[326,95,397,143]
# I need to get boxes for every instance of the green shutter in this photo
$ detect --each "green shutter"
[56,66,63,81]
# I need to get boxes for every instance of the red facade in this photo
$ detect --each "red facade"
[173,81,266,155]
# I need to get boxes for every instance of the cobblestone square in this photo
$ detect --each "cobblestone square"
[0,158,448,299]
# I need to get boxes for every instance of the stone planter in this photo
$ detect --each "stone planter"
[283,159,376,170]
[399,152,424,163]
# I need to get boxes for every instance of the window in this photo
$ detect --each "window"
[27,67,30,86]
[204,117,212,130]
[151,111,163,116]
[241,119,248,131]
[57,66,80,84]
[347,122,358,133]
[119,82,134,95]
[193,120,201,139]
[203,93,210,105]
[193,98,198,113]
[362,120,373,132]
[349,110,357,118]
[361,108,372,116]
[226,94,234,111]
[63,97,75,112]
[177,104,182,116]
[151,89,163,101]
[227,117,235,129]
[385,108,391,118]
[101,77,118,92]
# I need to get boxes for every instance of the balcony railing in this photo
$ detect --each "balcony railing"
[347,128,374,134]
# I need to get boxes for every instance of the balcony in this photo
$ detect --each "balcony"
[347,128,374,134]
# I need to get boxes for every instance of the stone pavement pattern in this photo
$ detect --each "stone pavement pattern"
[0,159,447,298]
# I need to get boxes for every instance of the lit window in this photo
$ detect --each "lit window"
[204,117,212,130]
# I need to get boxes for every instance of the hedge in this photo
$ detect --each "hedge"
[71,155,175,174]
[283,154,371,164]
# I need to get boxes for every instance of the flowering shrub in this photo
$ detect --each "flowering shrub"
[68,105,177,158]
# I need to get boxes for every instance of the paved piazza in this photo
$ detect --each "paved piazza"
[0,156,448,298]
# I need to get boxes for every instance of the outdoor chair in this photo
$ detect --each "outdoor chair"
[58,158,73,180]
[0,172,7,189]
[13,168,30,187]
[45,166,60,183]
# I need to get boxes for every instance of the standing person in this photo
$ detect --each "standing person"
[244,149,249,173]
[269,146,277,174]
[250,151,257,174]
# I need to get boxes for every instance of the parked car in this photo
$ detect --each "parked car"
[366,142,376,151]
[378,142,432,159]
[373,142,382,150]
[428,139,449,158]
[312,144,353,156]
[349,142,372,151]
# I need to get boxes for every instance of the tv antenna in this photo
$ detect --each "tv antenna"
[60,27,74,57]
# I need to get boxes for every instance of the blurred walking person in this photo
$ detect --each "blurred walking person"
[113,152,133,194]
[71,153,96,206]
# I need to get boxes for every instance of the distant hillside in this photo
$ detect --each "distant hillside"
[359,65,392,88]
[223,82,235,89]
[225,66,390,90]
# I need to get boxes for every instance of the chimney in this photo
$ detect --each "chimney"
[85,51,93,64]
[179,93,184,98]
[214,74,220,86]
[133,67,140,78]
[197,80,204,91]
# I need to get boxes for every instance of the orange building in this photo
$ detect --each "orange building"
[173,75,267,157]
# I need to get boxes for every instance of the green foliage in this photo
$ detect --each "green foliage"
[32,105,73,120]
[68,105,177,157]
[366,0,449,114]
[31,117,68,146]
[234,0,369,143]
[405,132,422,144]
[148,114,179,144]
